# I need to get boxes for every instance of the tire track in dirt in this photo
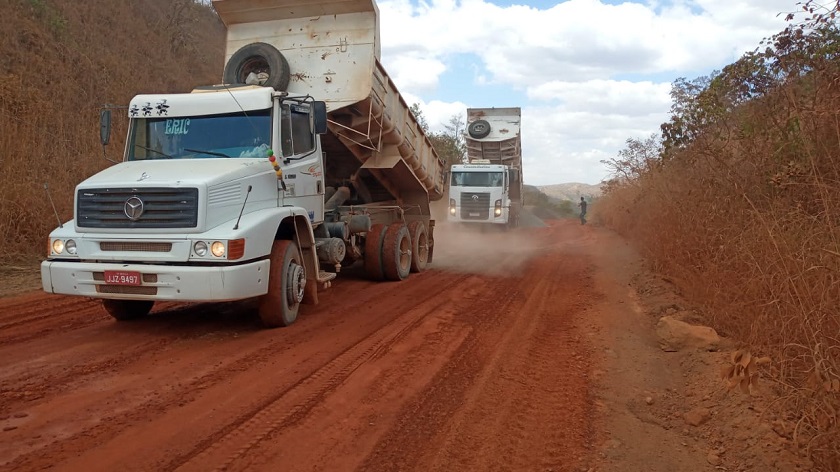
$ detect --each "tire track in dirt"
[359,227,597,472]
[170,281,469,471]
[357,279,525,470]
[0,295,82,325]
[224,275,504,471]
[1,269,472,471]
[431,264,587,472]
[0,296,106,345]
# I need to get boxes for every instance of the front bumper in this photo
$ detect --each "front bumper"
[41,259,270,301]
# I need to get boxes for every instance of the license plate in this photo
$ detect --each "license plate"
[104,270,141,286]
[469,212,479,217]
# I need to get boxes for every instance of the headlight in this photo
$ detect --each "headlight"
[52,239,64,254]
[494,199,502,217]
[194,241,208,256]
[65,239,77,255]
[211,241,226,257]
[495,208,502,216]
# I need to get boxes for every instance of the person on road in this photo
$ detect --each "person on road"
[578,196,587,225]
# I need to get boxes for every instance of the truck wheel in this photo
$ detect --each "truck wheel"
[468,119,491,139]
[102,299,154,321]
[259,240,305,327]
[223,42,291,91]
[364,224,387,281]
[382,223,411,281]
[407,221,428,273]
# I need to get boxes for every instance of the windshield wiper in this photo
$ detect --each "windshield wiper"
[134,144,174,159]
[184,148,231,158]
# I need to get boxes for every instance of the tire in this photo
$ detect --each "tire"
[102,299,154,321]
[223,42,291,91]
[364,224,387,281]
[407,221,428,273]
[468,119,491,139]
[258,240,305,327]
[382,223,411,281]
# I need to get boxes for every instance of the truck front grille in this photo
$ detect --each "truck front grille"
[77,187,199,229]
[460,193,490,220]
[99,242,173,252]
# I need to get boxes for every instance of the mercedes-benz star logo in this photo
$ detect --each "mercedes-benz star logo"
[472,194,479,201]
[124,196,145,221]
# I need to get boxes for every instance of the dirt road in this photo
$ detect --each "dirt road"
[0,220,806,472]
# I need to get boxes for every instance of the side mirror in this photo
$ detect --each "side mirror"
[100,109,112,145]
[312,101,327,135]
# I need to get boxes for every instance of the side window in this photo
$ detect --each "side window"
[291,106,314,154]
[280,102,315,157]
[280,106,293,157]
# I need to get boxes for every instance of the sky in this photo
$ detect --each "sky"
[376,0,800,185]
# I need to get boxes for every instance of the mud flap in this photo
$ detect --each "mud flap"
[303,279,318,305]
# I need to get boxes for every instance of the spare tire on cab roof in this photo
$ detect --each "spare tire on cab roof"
[468,119,491,139]
[223,42,291,91]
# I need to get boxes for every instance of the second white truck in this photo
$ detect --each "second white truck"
[447,107,523,228]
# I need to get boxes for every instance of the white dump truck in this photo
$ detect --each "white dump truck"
[447,107,523,227]
[40,0,445,327]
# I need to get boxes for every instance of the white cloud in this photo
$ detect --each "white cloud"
[527,80,672,115]
[380,0,792,84]
[387,56,447,93]
[403,93,469,133]
[522,105,668,185]
[377,0,796,184]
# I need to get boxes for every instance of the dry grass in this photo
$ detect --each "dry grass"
[598,24,840,468]
[0,0,225,262]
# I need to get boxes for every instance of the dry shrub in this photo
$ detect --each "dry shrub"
[0,0,225,262]
[598,24,840,468]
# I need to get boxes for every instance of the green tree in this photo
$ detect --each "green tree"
[601,134,661,182]
[410,104,465,168]
[410,103,429,132]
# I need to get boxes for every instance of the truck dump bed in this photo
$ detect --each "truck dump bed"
[213,0,445,211]
[465,107,522,169]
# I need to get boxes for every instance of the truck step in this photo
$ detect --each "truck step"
[317,270,337,283]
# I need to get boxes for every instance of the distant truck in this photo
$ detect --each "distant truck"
[447,107,523,228]
[40,0,445,327]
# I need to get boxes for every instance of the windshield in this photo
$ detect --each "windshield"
[127,110,272,161]
[451,171,504,187]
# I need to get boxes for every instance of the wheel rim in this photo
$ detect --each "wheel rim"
[286,262,305,306]
[238,57,270,83]
[417,232,428,263]
[399,234,411,271]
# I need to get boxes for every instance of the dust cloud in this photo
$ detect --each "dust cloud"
[430,222,543,277]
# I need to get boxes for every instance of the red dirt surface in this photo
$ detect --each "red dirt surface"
[0,220,810,471]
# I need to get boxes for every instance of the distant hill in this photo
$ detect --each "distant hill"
[538,183,603,201]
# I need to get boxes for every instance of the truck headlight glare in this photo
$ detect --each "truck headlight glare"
[52,239,64,254]
[194,241,208,256]
[495,208,502,216]
[65,239,77,255]
[211,241,226,257]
